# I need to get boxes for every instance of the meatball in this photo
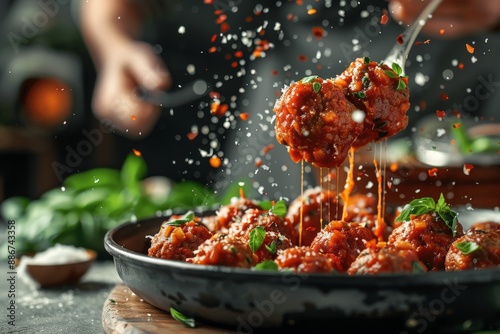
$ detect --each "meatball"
[343,193,391,241]
[285,186,342,246]
[333,57,410,149]
[274,246,335,273]
[227,208,294,262]
[388,213,464,271]
[310,220,375,273]
[468,221,500,233]
[445,230,500,271]
[209,196,262,233]
[188,234,258,268]
[347,241,427,275]
[148,217,213,261]
[273,76,364,168]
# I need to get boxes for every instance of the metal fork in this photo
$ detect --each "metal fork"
[383,0,443,73]
[136,79,209,108]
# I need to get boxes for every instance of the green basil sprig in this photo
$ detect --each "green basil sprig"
[253,260,279,271]
[249,226,266,252]
[384,63,408,90]
[300,75,322,93]
[259,200,287,218]
[455,241,480,255]
[164,210,195,227]
[170,307,195,328]
[395,193,458,236]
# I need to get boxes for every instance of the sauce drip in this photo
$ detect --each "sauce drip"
[299,160,304,246]
[373,143,387,241]
[340,147,356,221]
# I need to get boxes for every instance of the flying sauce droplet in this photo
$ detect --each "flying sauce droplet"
[209,155,221,168]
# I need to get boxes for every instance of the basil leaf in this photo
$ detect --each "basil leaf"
[269,200,287,218]
[253,260,279,271]
[170,307,195,328]
[259,200,273,211]
[392,63,403,76]
[435,193,447,211]
[265,241,277,254]
[395,194,459,237]
[63,168,121,191]
[165,210,195,226]
[301,75,318,83]
[249,226,266,252]
[397,78,407,90]
[361,76,370,87]
[455,241,480,255]
[312,81,322,93]
[120,153,148,196]
[395,197,435,222]
[356,91,366,99]
[412,261,426,273]
[384,70,398,79]
[435,193,459,236]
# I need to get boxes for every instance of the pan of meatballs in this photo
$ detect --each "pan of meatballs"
[104,188,500,333]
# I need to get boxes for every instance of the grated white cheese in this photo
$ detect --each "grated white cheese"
[20,244,90,265]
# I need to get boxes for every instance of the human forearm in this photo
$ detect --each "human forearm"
[79,0,147,68]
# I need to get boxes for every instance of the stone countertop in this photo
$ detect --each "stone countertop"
[1,260,121,334]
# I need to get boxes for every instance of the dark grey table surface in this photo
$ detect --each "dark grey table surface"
[1,260,121,334]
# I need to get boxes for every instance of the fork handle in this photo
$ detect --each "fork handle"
[384,0,443,70]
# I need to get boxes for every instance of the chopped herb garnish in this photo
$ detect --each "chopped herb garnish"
[259,200,287,217]
[108,298,116,303]
[265,241,277,254]
[165,210,195,226]
[249,226,266,252]
[384,70,398,79]
[384,63,408,91]
[170,307,195,328]
[397,78,407,90]
[253,260,279,271]
[312,81,322,93]
[391,63,403,76]
[395,193,459,236]
[364,56,370,64]
[259,200,272,210]
[361,76,370,88]
[412,261,426,273]
[268,200,287,218]
[455,241,480,255]
[356,91,366,99]
[301,75,318,83]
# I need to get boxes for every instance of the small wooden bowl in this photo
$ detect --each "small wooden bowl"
[25,249,97,287]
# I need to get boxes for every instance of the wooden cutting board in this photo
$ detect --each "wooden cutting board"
[102,284,237,334]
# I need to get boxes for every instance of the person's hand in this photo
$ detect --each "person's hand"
[389,0,500,38]
[92,41,170,139]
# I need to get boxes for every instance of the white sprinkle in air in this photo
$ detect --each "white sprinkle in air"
[352,110,365,123]
[442,69,454,80]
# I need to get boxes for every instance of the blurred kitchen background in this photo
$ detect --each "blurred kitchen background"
[1,0,499,208]
[0,0,115,202]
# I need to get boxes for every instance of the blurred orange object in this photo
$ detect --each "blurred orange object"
[20,77,73,128]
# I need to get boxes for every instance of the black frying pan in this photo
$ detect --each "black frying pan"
[104,208,500,334]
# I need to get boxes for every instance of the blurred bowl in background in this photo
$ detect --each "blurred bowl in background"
[18,245,97,288]
[413,116,500,167]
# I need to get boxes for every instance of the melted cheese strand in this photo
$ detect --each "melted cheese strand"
[299,160,304,247]
[340,147,355,221]
[373,143,386,241]
[319,167,324,229]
